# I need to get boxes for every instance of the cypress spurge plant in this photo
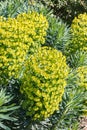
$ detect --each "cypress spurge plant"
[20,46,69,121]
[0,88,19,130]
[50,69,87,130]
[0,12,48,84]
[26,1,71,53]
[65,13,87,56]
[23,68,87,129]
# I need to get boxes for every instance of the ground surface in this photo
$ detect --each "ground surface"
[79,117,87,130]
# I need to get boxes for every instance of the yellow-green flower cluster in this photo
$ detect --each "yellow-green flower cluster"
[76,66,87,90]
[16,12,48,46]
[20,47,69,120]
[0,12,48,84]
[65,13,87,54]
[71,13,87,52]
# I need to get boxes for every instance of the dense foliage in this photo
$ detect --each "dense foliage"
[0,12,48,84]
[20,47,69,120]
[66,13,87,54]
[45,15,70,52]
[40,0,87,25]
[63,13,87,70]
[76,66,87,90]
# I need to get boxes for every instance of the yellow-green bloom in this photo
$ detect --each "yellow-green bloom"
[0,12,48,84]
[66,13,87,54]
[20,46,69,120]
[76,66,87,90]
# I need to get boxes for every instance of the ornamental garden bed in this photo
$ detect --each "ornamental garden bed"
[0,0,87,130]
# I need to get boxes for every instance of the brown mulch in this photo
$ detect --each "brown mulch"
[79,116,87,130]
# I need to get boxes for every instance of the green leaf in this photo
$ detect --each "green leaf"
[0,105,19,112]
[0,122,11,130]
[0,114,17,121]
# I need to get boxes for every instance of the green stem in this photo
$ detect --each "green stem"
[52,106,69,130]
